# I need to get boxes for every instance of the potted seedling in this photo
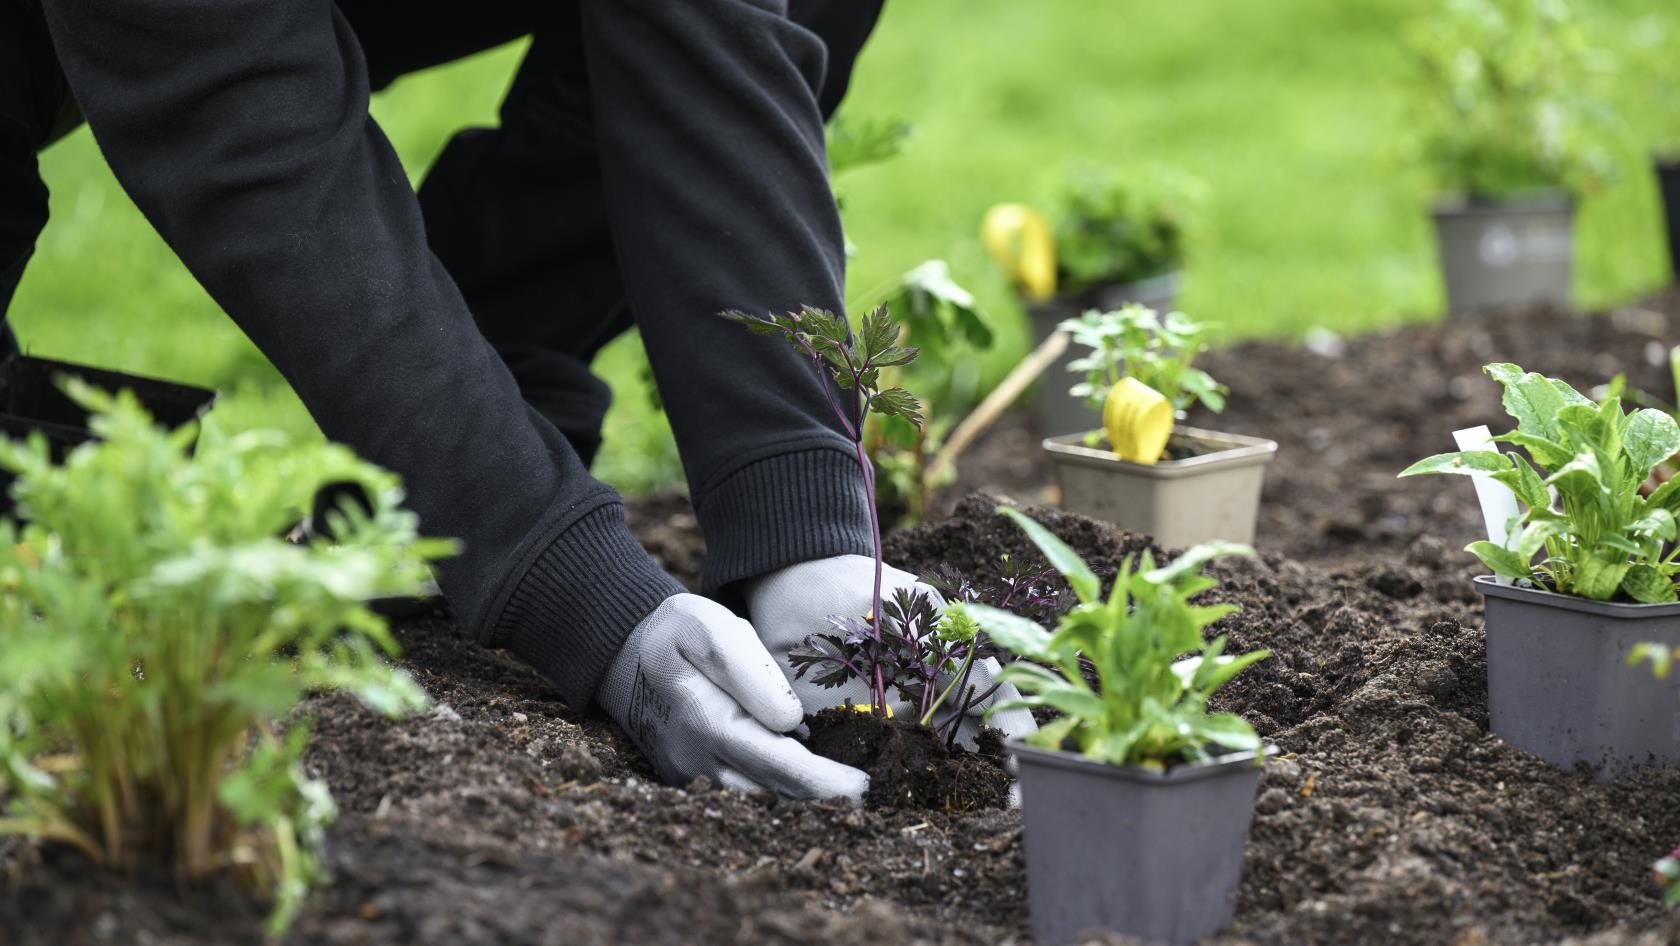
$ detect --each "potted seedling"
[982,165,1205,435]
[971,506,1271,945]
[0,382,448,932]
[1408,0,1614,316]
[1402,363,1680,777]
[1041,303,1275,548]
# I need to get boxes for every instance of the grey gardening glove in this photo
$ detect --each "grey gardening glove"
[745,554,1039,746]
[598,594,868,800]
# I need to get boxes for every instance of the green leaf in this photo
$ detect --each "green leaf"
[998,506,1101,604]
[1196,713,1263,752]
[1624,409,1680,479]
[970,604,1056,662]
[868,387,923,429]
[1492,430,1574,471]
[1574,551,1632,602]
[1621,565,1678,604]
[1486,363,1574,441]
[1631,508,1678,542]
[1465,540,1534,580]
[1490,454,1551,510]
[1649,476,1680,514]
[1544,453,1608,502]
[1399,450,1510,477]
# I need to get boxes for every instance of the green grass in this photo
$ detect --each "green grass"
[13,0,1678,493]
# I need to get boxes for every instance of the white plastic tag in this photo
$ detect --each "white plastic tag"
[1453,426,1519,584]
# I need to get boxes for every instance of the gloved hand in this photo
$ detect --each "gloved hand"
[744,554,1039,746]
[597,594,868,800]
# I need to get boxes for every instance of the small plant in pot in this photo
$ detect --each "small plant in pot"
[1402,362,1680,777]
[981,165,1205,435]
[1407,0,1615,316]
[1042,303,1275,548]
[971,506,1272,946]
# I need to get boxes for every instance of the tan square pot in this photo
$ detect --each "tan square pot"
[1044,426,1276,548]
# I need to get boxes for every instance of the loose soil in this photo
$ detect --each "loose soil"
[7,296,1680,945]
[803,708,1014,812]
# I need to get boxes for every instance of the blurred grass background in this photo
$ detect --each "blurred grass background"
[12,0,1677,494]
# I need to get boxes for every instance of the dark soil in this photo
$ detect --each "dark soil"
[8,297,1680,945]
[803,708,1013,812]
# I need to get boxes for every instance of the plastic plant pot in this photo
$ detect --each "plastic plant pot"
[1656,157,1680,284]
[1028,269,1180,437]
[1431,193,1574,317]
[1476,576,1680,780]
[1012,741,1274,946]
[1043,426,1276,548]
[0,355,216,512]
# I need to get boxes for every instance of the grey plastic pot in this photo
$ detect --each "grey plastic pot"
[1013,741,1273,945]
[1431,193,1573,317]
[1477,576,1680,780]
[1027,270,1180,437]
[1044,426,1276,548]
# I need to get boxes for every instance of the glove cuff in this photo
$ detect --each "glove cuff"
[693,441,874,595]
[493,497,685,709]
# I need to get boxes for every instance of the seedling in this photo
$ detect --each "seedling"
[1401,363,1680,602]
[1407,0,1614,200]
[971,506,1266,769]
[0,382,450,931]
[1061,303,1226,417]
[1051,165,1204,298]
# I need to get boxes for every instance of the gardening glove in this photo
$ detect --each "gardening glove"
[745,554,1039,747]
[597,593,869,800]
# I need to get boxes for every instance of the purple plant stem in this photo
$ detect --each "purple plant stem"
[793,327,889,713]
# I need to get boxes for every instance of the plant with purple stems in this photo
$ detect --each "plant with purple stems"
[721,304,922,717]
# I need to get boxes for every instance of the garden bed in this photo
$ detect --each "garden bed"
[7,298,1680,946]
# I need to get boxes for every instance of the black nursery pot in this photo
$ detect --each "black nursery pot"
[1012,741,1273,946]
[1656,157,1680,284]
[1028,269,1181,437]
[0,355,217,509]
[1477,576,1680,780]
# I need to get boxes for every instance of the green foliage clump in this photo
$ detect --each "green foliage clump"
[0,382,451,931]
[1401,363,1680,602]
[1061,303,1226,416]
[1407,0,1616,200]
[1052,165,1204,296]
[973,507,1267,770]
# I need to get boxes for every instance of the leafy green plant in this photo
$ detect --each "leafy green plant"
[1407,0,1616,200]
[1400,362,1680,602]
[1051,165,1204,297]
[0,382,450,931]
[1061,303,1227,417]
[971,507,1266,769]
[1611,13,1680,156]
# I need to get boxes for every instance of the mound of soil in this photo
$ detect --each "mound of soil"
[803,708,1013,811]
[8,299,1680,945]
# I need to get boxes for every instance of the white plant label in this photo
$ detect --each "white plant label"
[1454,425,1519,585]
